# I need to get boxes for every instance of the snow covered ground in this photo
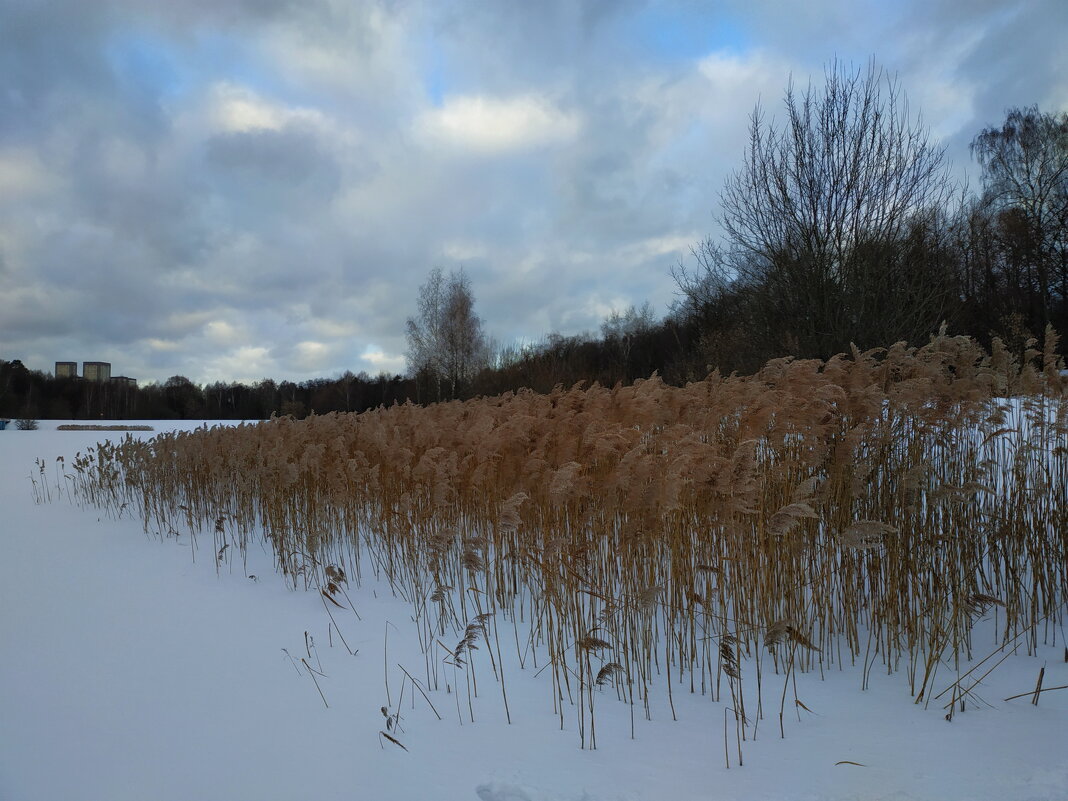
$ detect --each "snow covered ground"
[1,420,1065,801]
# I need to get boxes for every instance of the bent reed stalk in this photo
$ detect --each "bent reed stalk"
[65,328,1068,737]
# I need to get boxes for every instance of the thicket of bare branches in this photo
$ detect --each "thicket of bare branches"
[683,60,957,360]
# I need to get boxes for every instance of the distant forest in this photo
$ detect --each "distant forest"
[2,69,1066,422]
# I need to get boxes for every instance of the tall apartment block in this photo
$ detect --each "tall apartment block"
[82,361,112,382]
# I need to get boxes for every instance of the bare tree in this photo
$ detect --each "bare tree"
[710,59,956,357]
[971,106,1068,333]
[600,302,655,342]
[406,267,490,401]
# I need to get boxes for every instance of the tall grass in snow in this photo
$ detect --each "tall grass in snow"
[66,328,1068,742]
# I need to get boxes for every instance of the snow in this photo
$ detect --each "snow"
[2,420,1066,801]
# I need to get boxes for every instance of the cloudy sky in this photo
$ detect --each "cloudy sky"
[1,0,1065,385]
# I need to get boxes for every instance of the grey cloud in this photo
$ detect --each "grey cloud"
[0,1,113,132]
[954,2,1067,115]
[204,125,342,217]
[139,0,301,27]
[428,0,645,95]
[715,0,1067,166]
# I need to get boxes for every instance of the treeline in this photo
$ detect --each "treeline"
[0,363,415,421]
[433,72,1068,399]
[472,102,1068,394]
[666,99,1068,378]
[480,87,1068,392]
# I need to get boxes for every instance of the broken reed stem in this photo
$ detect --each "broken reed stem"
[1004,684,1067,703]
[1032,665,1046,705]
[396,663,443,720]
[302,658,329,708]
[320,593,355,656]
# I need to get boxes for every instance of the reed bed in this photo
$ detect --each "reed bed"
[66,328,1067,746]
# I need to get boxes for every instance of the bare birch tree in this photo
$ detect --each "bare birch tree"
[406,267,490,401]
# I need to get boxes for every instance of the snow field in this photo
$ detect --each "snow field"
[1,420,1066,801]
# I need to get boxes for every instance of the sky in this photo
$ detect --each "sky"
[1,0,1065,385]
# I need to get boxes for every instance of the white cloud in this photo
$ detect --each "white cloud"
[440,239,489,262]
[258,3,420,103]
[584,295,637,323]
[308,318,361,339]
[199,346,273,384]
[146,338,182,353]
[620,234,695,262]
[294,340,332,368]
[0,150,59,199]
[205,83,329,133]
[158,311,215,339]
[416,94,581,153]
[695,50,798,121]
[203,320,242,346]
[360,345,405,374]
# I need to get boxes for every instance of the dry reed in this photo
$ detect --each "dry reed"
[64,327,1068,744]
